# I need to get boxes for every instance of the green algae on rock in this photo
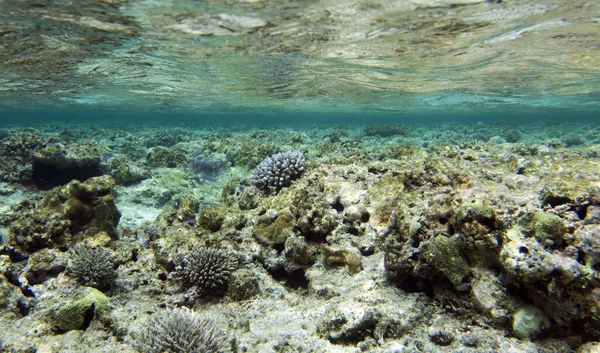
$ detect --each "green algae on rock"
[145,146,189,168]
[518,211,566,247]
[55,287,111,332]
[452,200,498,237]
[176,197,196,222]
[427,235,470,287]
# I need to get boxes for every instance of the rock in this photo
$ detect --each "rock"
[254,208,296,245]
[512,305,550,340]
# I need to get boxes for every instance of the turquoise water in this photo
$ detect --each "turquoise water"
[1,103,599,127]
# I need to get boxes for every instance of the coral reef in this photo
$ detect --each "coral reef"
[1,122,600,352]
[362,124,407,137]
[145,130,188,148]
[99,153,146,185]
[31,142,107,189]
[190,148,228,179]
[145,146,189,168]
[197,206,227,232]
[0,131,46,183]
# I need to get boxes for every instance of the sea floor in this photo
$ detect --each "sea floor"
[1,120,600,352]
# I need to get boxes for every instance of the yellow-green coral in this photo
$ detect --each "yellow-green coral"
[177,198,196,221]
[55,287,110,332]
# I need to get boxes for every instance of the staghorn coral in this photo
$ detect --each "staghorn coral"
[172,248,238,291]
[250,150,305,189]
[67,244,118,290]
[131,307,232,353]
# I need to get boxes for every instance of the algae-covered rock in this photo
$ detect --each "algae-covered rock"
[427,235,470,287]
[453,200,502,265]
[238,186,261,210]
[2,206,72,253]
[1,175,121,253]
[145,130,188,148]
[22,248,66,285]
[145,146,189,168]
[518,211,566,247]
[0,272,31,318]
[284,235,318,268]
[254,208,295,245]
[452,200,498,237]
[229,138,278,168]
[177,198,196,222]
[227,267,260,301]
[55,287,111,332]
[61,175,121,239]
[324,248,362,275]
[499,234,555,281]
[32,143,104,170]
[221,177,245,207]
[541,180,584,208]
[31,142,108,188]
[197,206,227,232]
[101,153,146,185]
[288,179,339,240]
[0,131,45,158]
[0,131,45,183]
